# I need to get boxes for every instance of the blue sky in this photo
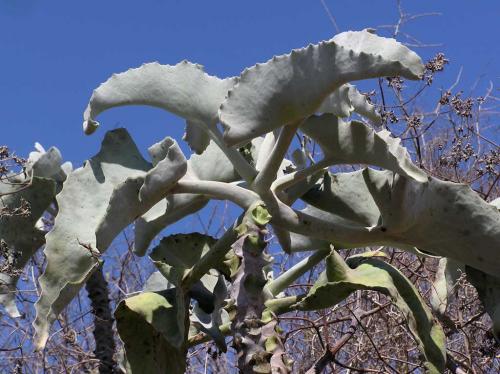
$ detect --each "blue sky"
[1,0,499,164]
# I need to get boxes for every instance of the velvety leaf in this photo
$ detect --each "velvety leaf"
[301,114,426,182]
[294,251,446,373]
[83,61,236,153]
[220,29,423,147]
[302,168,500,275]
[34,128,151,349]
[115,291,187,374]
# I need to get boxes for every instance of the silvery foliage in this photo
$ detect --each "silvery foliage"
[1,29,499,373]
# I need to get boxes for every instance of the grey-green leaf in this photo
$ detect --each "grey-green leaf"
[115,291,187,374]
[83,61,236,153]
[300,114,426,182]
[220,29,423,147]
[302,168,500,275]
[294,251,446,373]
[34,129,151,349]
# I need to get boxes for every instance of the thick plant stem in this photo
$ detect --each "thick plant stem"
[85,266,117,374]
[231,204,289,373]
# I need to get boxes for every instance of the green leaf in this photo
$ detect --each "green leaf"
[0,176,56,317]
[294,251,446,373]
[150,233,216,286]
[220,29,423,147]
[301,114,426,182]
[302,168,500,275]
[34,129,152,349]
[83,61,236,154]
[115,291,187,374]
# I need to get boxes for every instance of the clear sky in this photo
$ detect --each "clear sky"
[1,0,499,165]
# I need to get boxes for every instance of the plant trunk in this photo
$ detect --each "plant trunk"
[231,204,289,373]
[86,266,118,373]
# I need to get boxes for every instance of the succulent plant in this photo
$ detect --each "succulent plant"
[2,29,499,373]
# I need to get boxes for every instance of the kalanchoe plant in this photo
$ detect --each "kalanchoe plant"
[1,29,500,373]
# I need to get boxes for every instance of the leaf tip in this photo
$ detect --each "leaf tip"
[83,119,99,135]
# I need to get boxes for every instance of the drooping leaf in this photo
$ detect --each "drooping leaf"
[302,168,500,275]
[0,177,56,317]
[220,29,423,147]
[301,114,426,182]
[115,291,187,374]
[34,128,152,349]
[83,61,236,153]
[294,251,446,373]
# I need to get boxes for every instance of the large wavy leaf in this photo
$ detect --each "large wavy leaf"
[220,29,423,147]
[34,129,154,348]
[115,291,187,374]
[302,168,500,275]
[301,114,426,182]
[83,61,236,153]
[294,251,446,373]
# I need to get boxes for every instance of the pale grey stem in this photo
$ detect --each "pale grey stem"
[252,121,301,194]
[272,157,333,193]
[263,192,385,246]
[266,249,331,296]
[171,179,259,210]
